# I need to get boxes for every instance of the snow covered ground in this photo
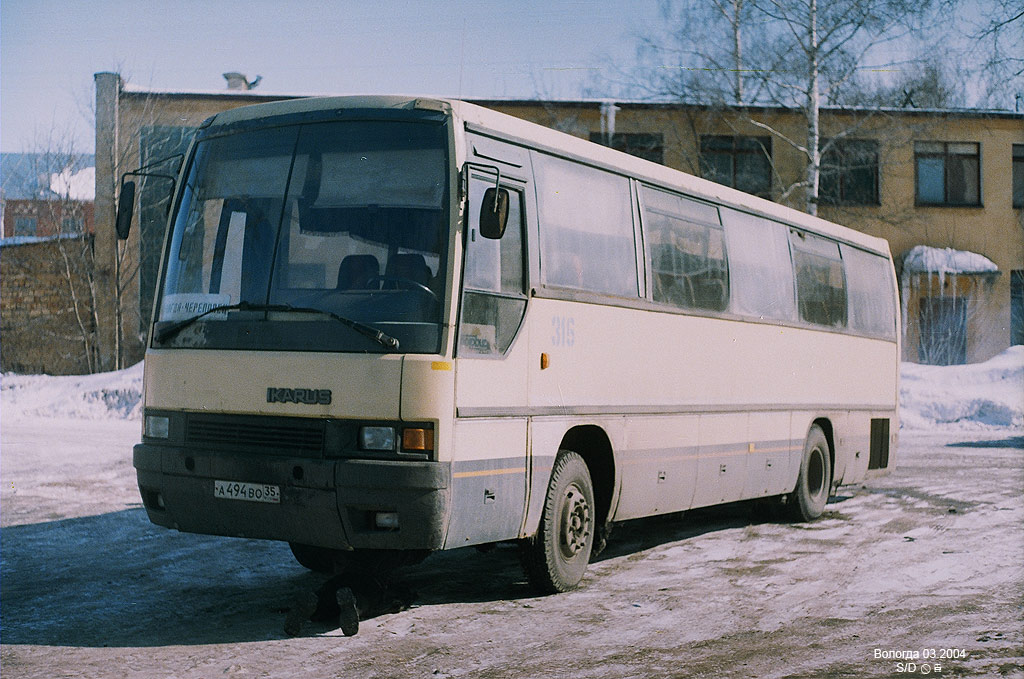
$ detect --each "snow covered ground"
[1,351,1021,678]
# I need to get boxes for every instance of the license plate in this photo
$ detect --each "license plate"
[214,480,280,504]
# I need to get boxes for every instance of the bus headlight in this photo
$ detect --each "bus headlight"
[359,426,397,452]
[145,415,170,439]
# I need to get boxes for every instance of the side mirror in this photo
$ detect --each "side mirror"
[116,180,136,240]
[479,187,509,239]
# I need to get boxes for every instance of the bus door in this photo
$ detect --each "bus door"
[447,160,532,548]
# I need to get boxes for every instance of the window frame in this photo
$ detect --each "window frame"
[639,184,730,313]
[819,138,880,206]
[914,141,982,207]
[533,151,639,299]
[699,135,773,198]
[13,216,37,237]
[457,174,529,359]
[589,132,665,164]
[789,228,848,329]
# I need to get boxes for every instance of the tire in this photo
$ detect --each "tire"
[288,542,339,574]
[786,425,832,522]
[520,450,596,593]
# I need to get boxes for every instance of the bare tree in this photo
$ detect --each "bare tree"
[969,0,1024,110]
[630,0,937,215]
[17,126,100,373]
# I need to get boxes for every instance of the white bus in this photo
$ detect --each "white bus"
[127,95,899,593]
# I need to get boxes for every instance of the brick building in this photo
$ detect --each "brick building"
[2,198,95,239]
[0,235,97,374]
[1,153,98,374]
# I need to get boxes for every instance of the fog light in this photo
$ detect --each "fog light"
[359,426,397,451]
[374,512,399,530]
[145,415,170,439]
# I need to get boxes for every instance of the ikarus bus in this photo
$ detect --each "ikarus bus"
[124,95,899,592]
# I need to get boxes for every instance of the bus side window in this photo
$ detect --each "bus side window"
[721,209,796,322]
[534,153,637,297]
[641,185,729,312]
[459,177,527,356]
[841,244,897,339]
[790,230,847,328]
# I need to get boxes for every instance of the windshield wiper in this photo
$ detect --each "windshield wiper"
[153,301,400,349]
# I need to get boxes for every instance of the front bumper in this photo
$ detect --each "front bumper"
[133,443,450,551]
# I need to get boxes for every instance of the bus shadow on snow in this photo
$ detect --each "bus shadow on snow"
[0,500,818,647]
[0,508,321,647]
[390,499,799,608]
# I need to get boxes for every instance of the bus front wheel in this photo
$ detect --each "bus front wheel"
[520,450,596,593]
[787,425,832,522]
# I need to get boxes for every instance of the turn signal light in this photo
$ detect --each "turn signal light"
[402,427,434,452]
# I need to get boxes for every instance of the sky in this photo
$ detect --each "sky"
[0,0,661,154]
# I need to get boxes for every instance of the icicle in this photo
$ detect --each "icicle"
[900,270,910,354]
[600,101,619,145]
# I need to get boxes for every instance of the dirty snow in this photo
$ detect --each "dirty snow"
[1,352,1022,678]
[902,245,999,275]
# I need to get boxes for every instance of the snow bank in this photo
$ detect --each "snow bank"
[902,246,998,275]
[900,346,1024,432]
[1,362,143,421]
[2,347,1021,433]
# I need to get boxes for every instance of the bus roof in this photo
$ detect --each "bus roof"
[202,94,893,257]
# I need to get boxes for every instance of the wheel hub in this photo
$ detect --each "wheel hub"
[559,484,591,557]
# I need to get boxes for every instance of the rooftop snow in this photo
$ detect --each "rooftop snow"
[0,233,87,247]
[50,167,95,201]
[902,246,999,275]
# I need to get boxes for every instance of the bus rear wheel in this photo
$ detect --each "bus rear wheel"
[787,425,832,521]
[520,450,595,593]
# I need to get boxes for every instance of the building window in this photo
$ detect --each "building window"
[61,217,84,233]
[820,139,879,206]
[13,216,37,236]
[700,135,772,198]
[1013,144,1024,208]
[590,132,664,164]
[919,296,967,365]
[914,141,980,206]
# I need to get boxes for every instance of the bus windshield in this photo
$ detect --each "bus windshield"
[154,119,449,353]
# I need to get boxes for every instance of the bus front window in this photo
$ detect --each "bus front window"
[156,119,449,353]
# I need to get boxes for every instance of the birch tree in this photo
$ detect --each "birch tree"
[634,0,936,215]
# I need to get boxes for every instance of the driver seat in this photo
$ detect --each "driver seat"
[385,254,431,288]
[336,255,380,290]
